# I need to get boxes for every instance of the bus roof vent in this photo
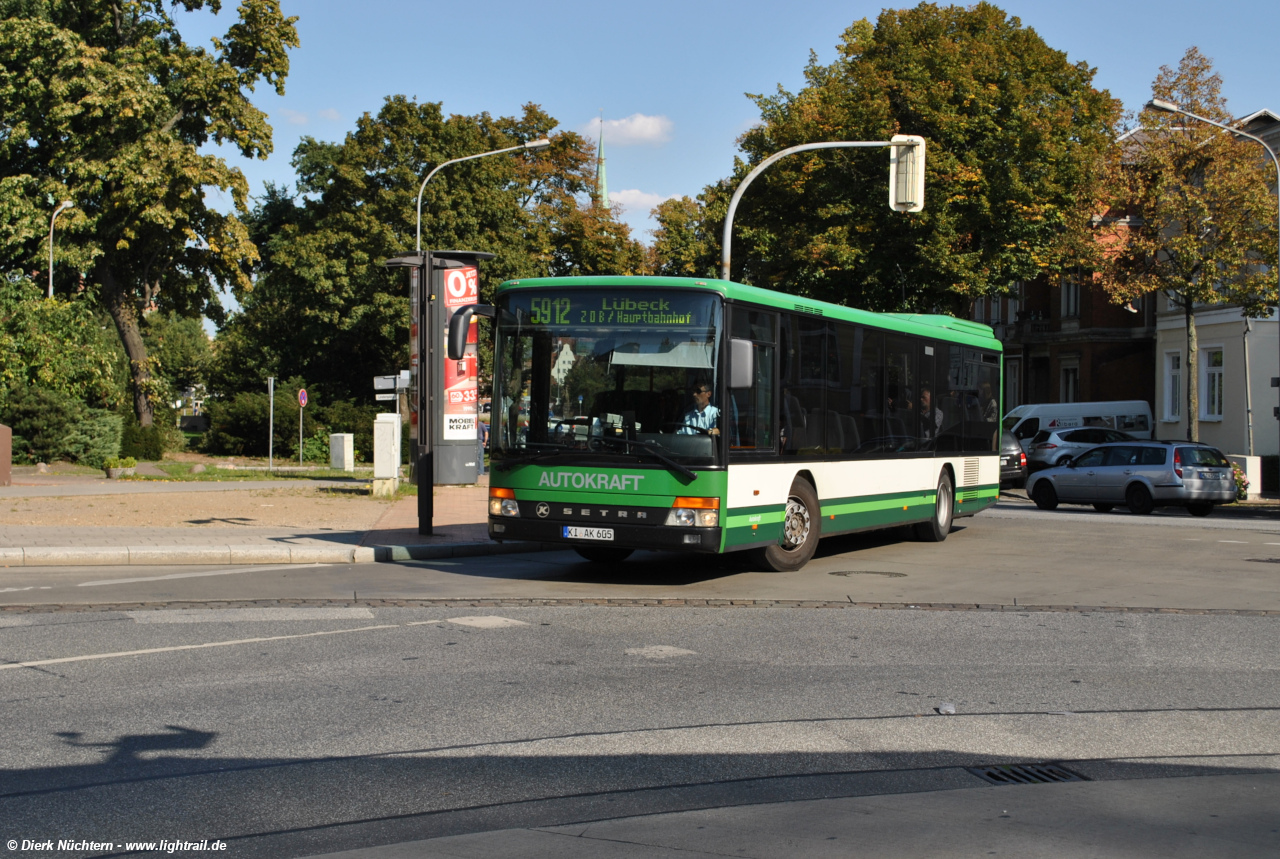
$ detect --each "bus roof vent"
[795,303,824,316]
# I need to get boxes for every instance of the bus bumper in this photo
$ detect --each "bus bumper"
[489,519,722,553]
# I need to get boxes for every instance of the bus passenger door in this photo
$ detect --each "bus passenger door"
[729,307,777,456]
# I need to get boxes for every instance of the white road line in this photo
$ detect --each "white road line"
[0,624,399,671]
[1218,540,1248,544]
[78,564,322,587]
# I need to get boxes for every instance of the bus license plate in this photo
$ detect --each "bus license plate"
[564,526,614,541]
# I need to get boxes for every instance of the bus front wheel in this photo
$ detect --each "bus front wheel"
[757,479,821,572]
[914,470,954,542]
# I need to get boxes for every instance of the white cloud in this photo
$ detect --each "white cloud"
[609,189,679,216]
[278,108,308,125]
[579,113,673,146]
[316,108,341,122]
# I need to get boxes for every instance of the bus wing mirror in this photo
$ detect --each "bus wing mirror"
[729,338,754,389]
[447,304,494,360]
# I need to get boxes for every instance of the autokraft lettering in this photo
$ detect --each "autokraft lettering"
[537,471,646,491]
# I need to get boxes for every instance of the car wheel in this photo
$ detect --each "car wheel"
[1032,481,1058,510]
[1126,484,1155,516]
[573,547,634,564]
[1187,502,1214,517]
[914,470,954,543]
[1093,503,1114,513]
[1056,455,1073,467]
[757,479,821,571]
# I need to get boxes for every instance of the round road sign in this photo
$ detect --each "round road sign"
[298,389,308,408]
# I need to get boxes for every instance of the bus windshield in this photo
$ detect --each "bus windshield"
[492,288,723,468]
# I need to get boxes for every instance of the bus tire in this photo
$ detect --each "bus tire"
[573,547,634,564]
[914,470,954,542]
[757,479,821,572]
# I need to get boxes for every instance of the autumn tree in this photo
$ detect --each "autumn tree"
[1095,48,1278,440]
[648,196,717,278]
[0,0,299,426]
[709,2,1118,312]
[210,99,625,401]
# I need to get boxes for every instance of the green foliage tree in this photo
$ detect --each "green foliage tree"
[0,278,123,410]
[1095,48,1278,441]
[210,98,637,403]
[648,196,717,278]
[705,3,1118,312]
[142,311,212,396]
[0,0,299,426]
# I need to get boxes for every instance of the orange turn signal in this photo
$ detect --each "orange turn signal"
[489,487,515,499]
[672,496,719,509]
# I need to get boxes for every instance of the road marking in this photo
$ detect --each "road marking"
[625,645,696,659]
[0,586,53,594]
[1218,540,1248,544]
[1267,543,1280,547]
[78,564,322,587]
[127,608,374,623]
[0,624,399,671]
[446,616,529,629]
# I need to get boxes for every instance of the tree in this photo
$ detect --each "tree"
[648,196,717,278]
[711,3,1118,312]
[0,277,123,410]
[1095,48,1278,440]
[0,1,299,426]
[211,98,638,402]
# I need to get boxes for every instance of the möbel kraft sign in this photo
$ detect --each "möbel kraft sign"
[442,267,479,440]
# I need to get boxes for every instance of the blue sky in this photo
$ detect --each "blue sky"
[192,0,1278,243]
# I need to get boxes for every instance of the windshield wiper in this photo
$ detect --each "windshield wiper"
[595,436,696,481]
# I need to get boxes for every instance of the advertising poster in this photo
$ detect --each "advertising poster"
[442,266,479,440]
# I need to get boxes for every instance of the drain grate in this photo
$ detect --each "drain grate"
[828,570,907,578]
[967,763,1086,786]
[1246,558,1280,564]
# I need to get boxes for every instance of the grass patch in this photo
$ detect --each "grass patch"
[135,463,377,482]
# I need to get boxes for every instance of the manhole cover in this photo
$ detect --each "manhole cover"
[828,570,906,578]
[967,763,1086,786]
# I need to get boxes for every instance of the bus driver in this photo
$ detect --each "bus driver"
[678,382,720,436]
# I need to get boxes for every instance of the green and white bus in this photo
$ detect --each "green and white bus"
[449,276,1002,571]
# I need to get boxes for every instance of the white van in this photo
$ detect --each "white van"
[1003,401,1153,450]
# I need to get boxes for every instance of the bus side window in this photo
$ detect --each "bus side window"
[729,307,776,456]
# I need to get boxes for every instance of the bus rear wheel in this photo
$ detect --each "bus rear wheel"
[573,547,634,564]
[757,479,821,572]
[914,470,954,542]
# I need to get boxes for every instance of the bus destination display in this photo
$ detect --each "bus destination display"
[510,292,716,328]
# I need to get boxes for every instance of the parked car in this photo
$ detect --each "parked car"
[1003,400,1154,450]
[1026,427,1135,470]
[1026,440,1236,517]
[1000,431,1027,488]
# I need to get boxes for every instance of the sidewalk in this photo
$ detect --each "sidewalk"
[0,468,543,567]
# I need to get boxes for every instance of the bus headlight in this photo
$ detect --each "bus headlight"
[665,497,719,527]
[489,488,519,517]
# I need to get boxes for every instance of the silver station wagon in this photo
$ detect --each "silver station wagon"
[1026,441,1236,517]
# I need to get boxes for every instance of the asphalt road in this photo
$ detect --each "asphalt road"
[2,503,1279,858]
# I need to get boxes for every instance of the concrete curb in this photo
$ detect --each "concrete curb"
[0,540,555,566]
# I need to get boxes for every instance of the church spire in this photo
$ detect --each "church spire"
[596,111,609,209]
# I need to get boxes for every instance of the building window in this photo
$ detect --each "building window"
[1164,352,1181,421]
[1062,277,1080,318]
[1007,283,1021,324]
[1201,347,1224,420]
[1061,365,1079,403]
[973,298,985,323]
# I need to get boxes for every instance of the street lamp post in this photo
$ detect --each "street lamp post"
[404,138,550,535]
[47,200,74,299]
[719,137,924,281]
[1146,98,1280,453]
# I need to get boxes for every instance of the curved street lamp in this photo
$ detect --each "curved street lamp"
[1146,98,1280,454]
[48,200,74,299]
[415,138,551,253]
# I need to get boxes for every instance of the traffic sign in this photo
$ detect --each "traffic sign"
[298,389,308,408]
[375,393,396,401]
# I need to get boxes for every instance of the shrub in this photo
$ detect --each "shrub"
[104,456,137,469]
[121,421,165,461]
[64,409,123,468]
[1,387,75,463]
